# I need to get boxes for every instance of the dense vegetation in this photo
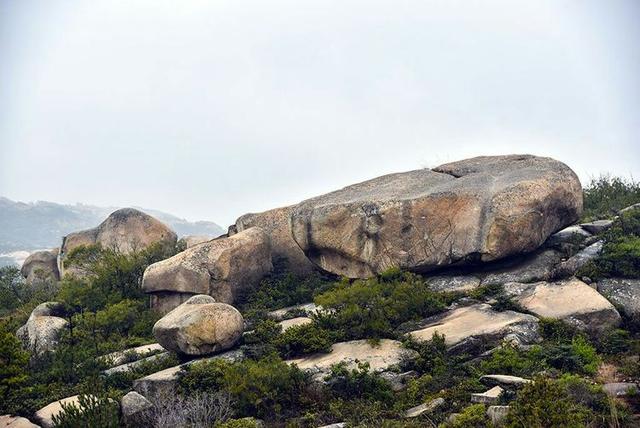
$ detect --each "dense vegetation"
[582,175,640,221]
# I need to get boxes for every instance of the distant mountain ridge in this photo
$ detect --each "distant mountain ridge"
[0,197,225,265]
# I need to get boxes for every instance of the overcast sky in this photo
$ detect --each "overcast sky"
[1,0,639,226]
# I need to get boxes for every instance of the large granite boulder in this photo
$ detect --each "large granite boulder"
[503,278,621,332]
[0,415,40,428]
[152,295,244,356]
[59,208,177,276]
[291,155,582,278]
[143,227,272,312]
[16,302,68,355]
[231,205,316,274]
[21,249,60,283]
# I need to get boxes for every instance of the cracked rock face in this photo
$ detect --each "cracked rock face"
[290,155,582,278]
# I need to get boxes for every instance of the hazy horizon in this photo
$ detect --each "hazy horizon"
[2,0,639,225]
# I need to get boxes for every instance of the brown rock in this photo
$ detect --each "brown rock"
[20,249,59,283]
[142,227,272,312]
[291,155,582,278]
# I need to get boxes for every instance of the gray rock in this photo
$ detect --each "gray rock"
[102,352,171,375]
[487,405,510,426]
[291,155,582,278]
[404,397,445,418]
[34,395,118,428]
[471,386,504,404]
[153,295,244,356]
[98,343,166,368]
[620,203,640,214]
[121,391,153,426]
[179,235,213,249]
[503,278,621,332]
[268,303,322,321]
[545,225,591,247]
[553,241,603,279]
[380,370,419,392]
[278,317,312,332]
[603,382,639,397]
[16,302,68,355]
[579,220,613,235]
[480,249,563,286]
[597,278,640,317]
[480,374,531,388]
[143,227,272,313]
[427,275,481,293]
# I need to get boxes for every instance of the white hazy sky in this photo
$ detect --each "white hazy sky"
[1,0,639,226]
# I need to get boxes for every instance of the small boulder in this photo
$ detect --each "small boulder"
[579,220,613,235]
[503,278,621,332]
[278,317,313,332]
[597,278,640,318]
[152,295,244,356]
[20,249,59,283]
[121,391,153,426]
[480,374,531,388]
[427,275,481,293]
[143,227,272,313]
[291,155,582,278]
[268,303,322,321]
[404,397,445,418]
[545,225,591,248]
[16,302,68,355]
[552,241,603,279]
[480,249,563,286]
[603,382,639,397]
[487,405,510,426]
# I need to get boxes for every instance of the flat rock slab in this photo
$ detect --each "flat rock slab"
[268,303,322,321]
[552,241,603,278]
[287,339,415,379]
[405,304,540,349]
[0,415,40,428]
[291,155,582,278]
[580,220,613,235]
[545,225,591,247]
[597,278,640,317]
[34,395,82,428]
[471,386,504,404]
[427,275,481,293]
[102,352,171,375]
[279,317,313,332]
[404,397,445,418]
[99,343,165,368]
[503,278,621,332]
[487,406,510,426]
[480,249,563,286]
[480,374,531,388]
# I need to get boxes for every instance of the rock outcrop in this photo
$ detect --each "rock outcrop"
[231,205,316,274]
[152,295,244,356]
[502,278,621,332]
[121,391,153,426]
[60,208,177,276]
[179,235,213,249]
[291,155,582,278]
[21,249,60,283]
[143,227,272,312]
[404,304,540,352]
[0,415,40,428]
[597,278,640,318]
[17,302,68,355]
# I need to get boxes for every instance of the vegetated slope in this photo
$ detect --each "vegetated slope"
[0,197,224,255]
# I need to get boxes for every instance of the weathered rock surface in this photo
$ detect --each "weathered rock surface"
[553,241,603,279]
[20,249,59,283]
[232,205,316,274]
[404,397,445,418]
[34,395,85,428]
[60,208,177,276]
[133,349,244,403]
[99,343,166,368]
[103,352,172,375]
[503,278,621,332]
[0,415,40,428]
[487,406,510,426]
[291,155,582,278]
[603,382,639,397]
[287,339,415,380]
[179,235,213,249]
[480,374,531,388]
[268,303,322,321]
[545,225,591,247]
[480,249,563,286]
[279,317,313,332]
[580,220,613,235]
[143,227,272,312]
[427,275,481,293]
[471,386,504,404]
[404,304,540,351]
[597,278,640,318]
[152,295,244,356]
[16,302,68,355]
[121,391,153,426]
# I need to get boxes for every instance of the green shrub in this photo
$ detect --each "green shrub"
[51,394,119,428]
[480,343,545,377]
[277,322,334,358]
[325,361,394,402]
[0,325,30,415]
[443,404,491,428]
[582,175,640,221]
[503,377,596,428]
[315,271,446,339]
[216,418,262,428]
[542,336,600,375]
[179,356,310,420]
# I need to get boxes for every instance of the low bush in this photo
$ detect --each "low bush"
[582,175,640,221]
[325,361,394,402]
[276,322,334,358]
[442,404,491,428]
[51,394,119,428]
